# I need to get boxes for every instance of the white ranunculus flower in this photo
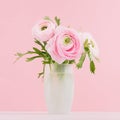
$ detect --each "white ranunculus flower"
[82,32,99,60]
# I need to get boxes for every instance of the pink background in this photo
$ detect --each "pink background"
[0,0,120,111]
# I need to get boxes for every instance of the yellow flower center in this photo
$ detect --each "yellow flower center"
[64,37,71,45]
[41,26,47,31]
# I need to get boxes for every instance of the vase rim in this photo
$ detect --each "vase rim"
[45,63,73,73]
[50,63,73,66]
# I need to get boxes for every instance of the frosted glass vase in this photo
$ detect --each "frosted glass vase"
[44,63,74,114]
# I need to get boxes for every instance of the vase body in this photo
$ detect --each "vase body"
[44,63,74,114]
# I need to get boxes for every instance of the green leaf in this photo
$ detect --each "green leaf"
[38,72,44,78]
[43,41,47,46]
[76,52,86,69]
[26,56,41,62]
[84,39,88,48]
[84,47,90,52]
[38,64,46,78]
[44,16,51,21]
[54,16,60,26]
[27,51,36,54]
[33,47,42,55]
[42,60,51,64]
[90,61,95,73]
[15,52,24,57]
[84,39,90,53]
[69,60,75,64]
[34,39,45,50]
[14,51,36,63]
[87,51,92,61]
[63,60,69,64]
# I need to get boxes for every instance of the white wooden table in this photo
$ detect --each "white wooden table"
[0,112,120,120]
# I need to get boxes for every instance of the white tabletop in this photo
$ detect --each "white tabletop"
[0,112,120,120]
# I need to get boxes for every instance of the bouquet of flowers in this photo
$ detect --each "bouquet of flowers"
[15,16,99,78]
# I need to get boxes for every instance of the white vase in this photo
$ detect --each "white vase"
[44,63,74,114]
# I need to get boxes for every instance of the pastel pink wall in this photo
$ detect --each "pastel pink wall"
[0,0,120,111]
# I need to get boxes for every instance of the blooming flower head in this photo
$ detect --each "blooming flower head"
[46,26,82,64]
[32,19,55,42]
[15,16,100,77]
[82,32,99,59]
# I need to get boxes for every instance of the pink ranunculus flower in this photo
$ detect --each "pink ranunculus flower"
[32,20,56,42]
[46,26,82,64]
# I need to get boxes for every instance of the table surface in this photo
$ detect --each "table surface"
[0,112,120,120]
